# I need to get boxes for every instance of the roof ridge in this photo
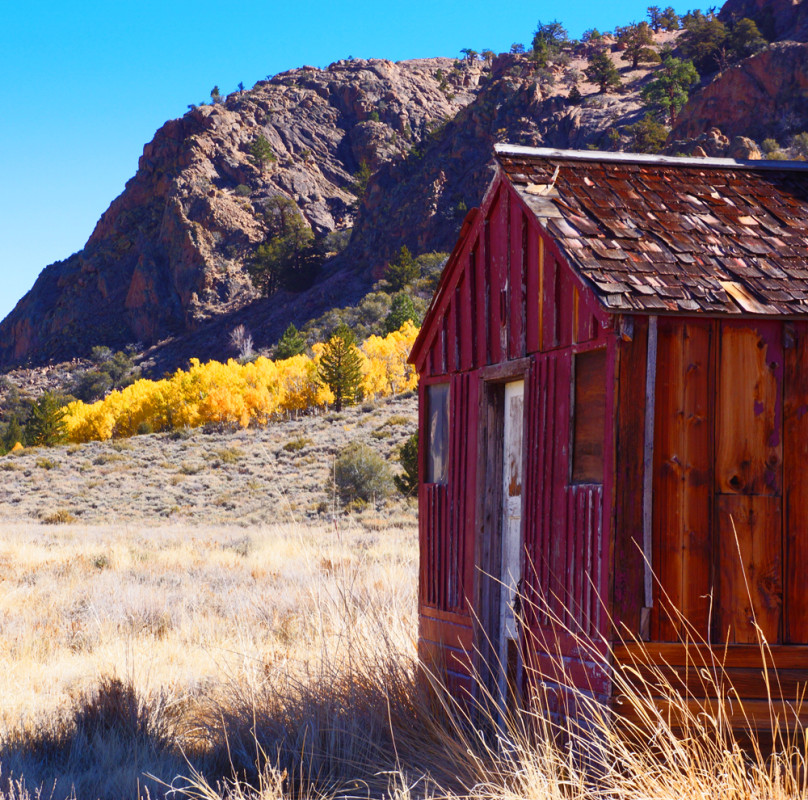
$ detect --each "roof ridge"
[494,143,808,172]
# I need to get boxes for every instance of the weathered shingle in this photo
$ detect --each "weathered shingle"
[496,145,808,316]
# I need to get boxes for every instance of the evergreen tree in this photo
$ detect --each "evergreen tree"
[394,432,419,496]
[647,6,663,31]
[274,323,307,360]
[585,50,622,93]
[659,7,680,30]
[318,324,363,411]
[384,293,417,334]
[351,160,372,206]
[247,196,322,296]
[618,22,657,69]
[249,134,277,173]
[24,393,68,447]
[625,116,670,153]
[641,53,699,125]
[384,246,419,292]
[727,18,767,61]
[680,11,728,72]
[1,416,23,452]
[531,20,569,67]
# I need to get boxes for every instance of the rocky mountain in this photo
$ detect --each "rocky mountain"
[3,10,808,372]
[0,58,479,368]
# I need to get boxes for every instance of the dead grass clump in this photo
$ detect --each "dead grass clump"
[0,676,183,800]
[34,457,58,470]
[40,509,77,525]
[208,447,244,464]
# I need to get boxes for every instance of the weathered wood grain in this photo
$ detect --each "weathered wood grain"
[717,494,782,644]
[652,320,712,641]
[784,322,808,643]
[716,322,782,497]
[612,317,648,637]
[572,348,607,484]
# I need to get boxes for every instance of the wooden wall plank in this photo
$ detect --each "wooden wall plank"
[717,494,782,644]
[785,322,808,643]
[525,225,540,354]
[475,236,488,368]
[716,322,782,497]
[487,196,504,365]
[679,322,713,640]
[542,252,557,352]
[460,272,473,371]
[615,641,808,669]
[556,267,574,349]
[613,318,648,636]
[652,320,712,641]
[652,321,686,641]
[509,203,525,360]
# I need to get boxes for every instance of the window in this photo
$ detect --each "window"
[427,383,450,484]
[572,349,606,484]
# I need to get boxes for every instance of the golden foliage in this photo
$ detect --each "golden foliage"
[64,323,419,443]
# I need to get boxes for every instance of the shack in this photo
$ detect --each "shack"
[409,144,808,731]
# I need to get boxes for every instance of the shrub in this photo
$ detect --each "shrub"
[283,436,313,452]
[791,132,808,158]
[332,442,392,503]
[394,433,418,496]
[235,184,251,197]
[41,509,77,524]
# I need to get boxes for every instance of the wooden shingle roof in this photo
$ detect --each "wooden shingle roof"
[496,144,808,316]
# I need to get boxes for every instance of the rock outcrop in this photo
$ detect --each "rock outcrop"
[719,0,808,42]
[0,58,478,367]
[671,42,808,142]
[6,29,805,372]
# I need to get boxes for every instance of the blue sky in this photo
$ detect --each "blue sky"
[0,0,692,323]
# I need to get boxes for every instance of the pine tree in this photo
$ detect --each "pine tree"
[641,54,699,125]
[384,246,418,292]
[384,293,417,334]
[249,134,277,173]
[585,50,622,93]
[318,324,363,411]
[24,393,68,447]
[274,323,307,360]
[1,416,23,453]
[618,22,657,69]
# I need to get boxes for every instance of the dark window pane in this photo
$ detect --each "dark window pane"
[572,349,606,484]
[427,383,450,484]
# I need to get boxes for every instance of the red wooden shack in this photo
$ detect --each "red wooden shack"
[409,144,808,731]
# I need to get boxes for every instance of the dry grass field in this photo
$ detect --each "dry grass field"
[2,394,808,800]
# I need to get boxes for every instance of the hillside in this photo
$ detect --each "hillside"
[2,1,808,372]
[0,392,417,526]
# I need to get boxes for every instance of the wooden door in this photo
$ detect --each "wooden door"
[499,380,524,709]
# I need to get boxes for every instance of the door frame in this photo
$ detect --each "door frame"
[473,360,530,721]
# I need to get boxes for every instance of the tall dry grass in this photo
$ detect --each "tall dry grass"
[2,518,808,800]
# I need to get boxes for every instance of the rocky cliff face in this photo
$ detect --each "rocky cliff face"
[5,28,808,371]
[0,47,656,370]
[672,42,808,141]
[0,58,478,367]
[719,0,808,42]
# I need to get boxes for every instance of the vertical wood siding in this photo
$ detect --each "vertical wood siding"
[416,176,614,698]
[785,323,808,643]
[419,373,477,614]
